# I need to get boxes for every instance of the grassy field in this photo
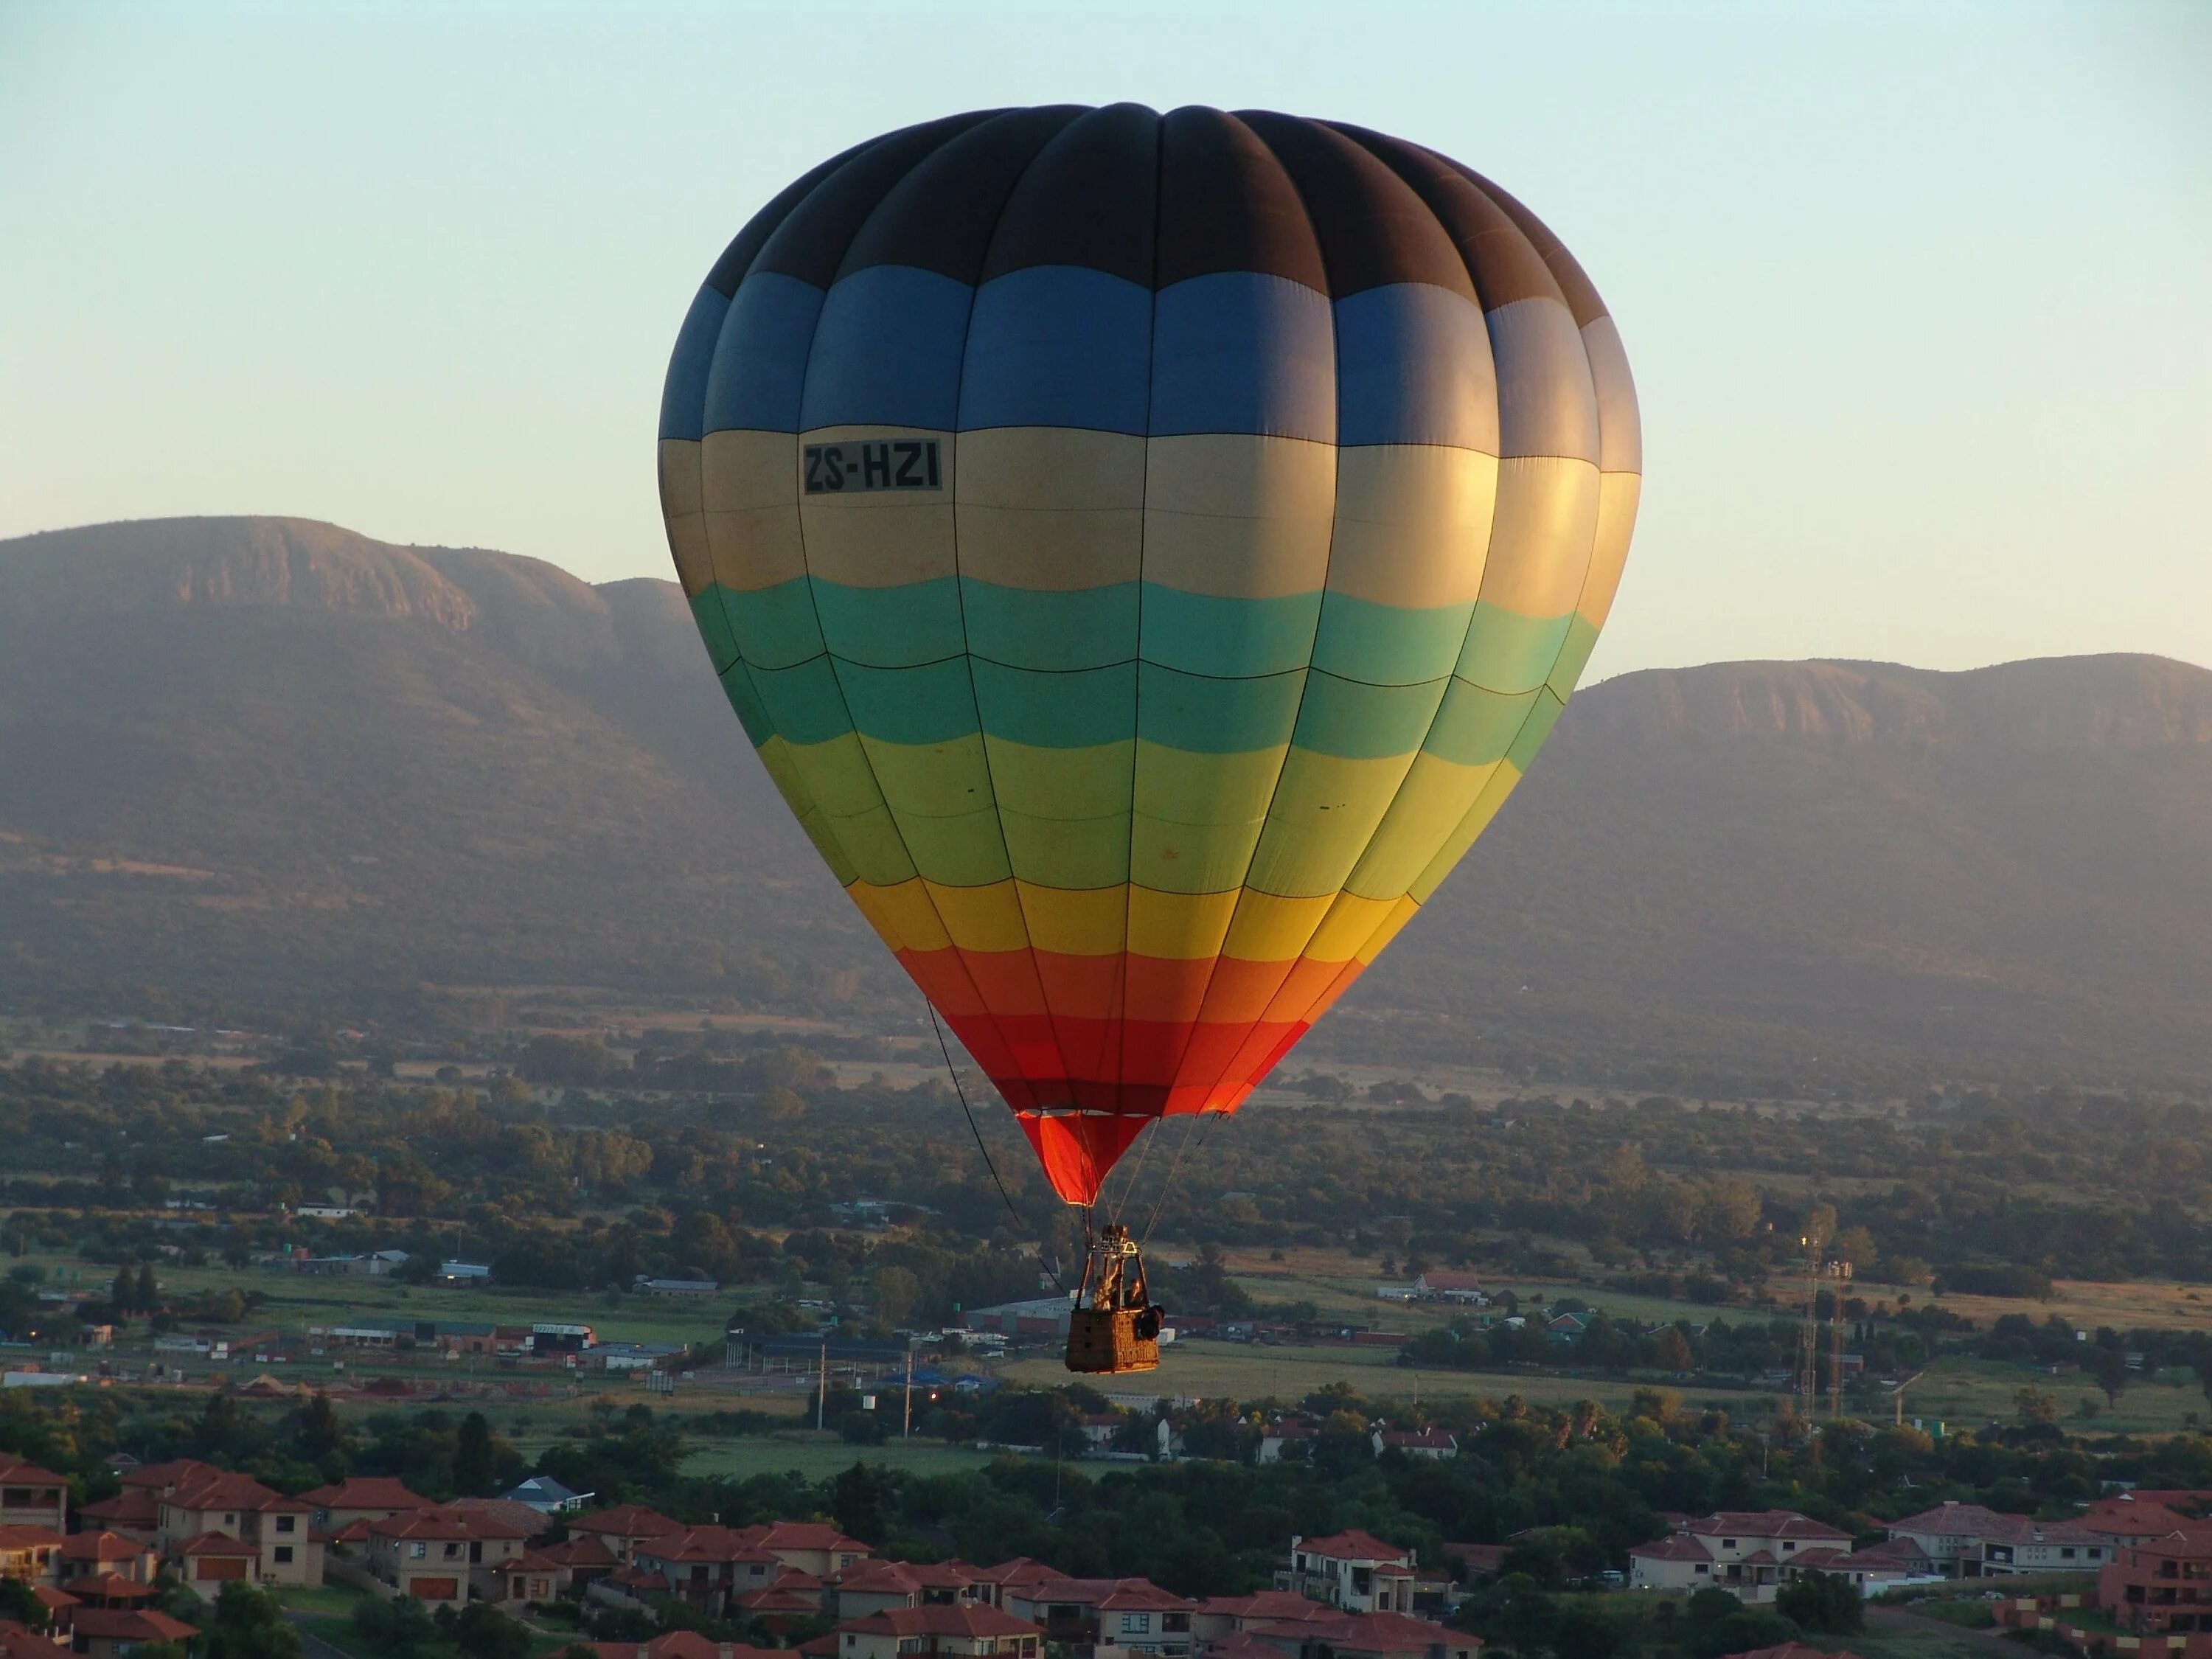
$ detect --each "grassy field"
[679,1433,1008,1481]
[1000,1336,1780,1415]
[1891,1356,2208,1439]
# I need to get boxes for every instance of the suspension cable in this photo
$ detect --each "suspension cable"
[1138,1109,1217,1248]
[928,1006,1068,1297]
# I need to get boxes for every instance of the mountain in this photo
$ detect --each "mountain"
[2,516,2206,1090]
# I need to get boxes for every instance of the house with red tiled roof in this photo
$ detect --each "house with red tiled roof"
[57,1531,158,1589]
[1629,1512,1855,1601]
[1191,1590,1335,1647]
[831,1558,992,1620]
[68,1571,160,1611]
[486,1547,569,1606]
[0,1455,68,1533]
[541,1529,623,1587]
[0,1525,63,1585]
[569,1503,682,1565]
[298,1475,431,1532]
[75,1487,160,1545]
[1240,1610,1478,1659]
[70,1606,199,1659]
[156,1467,321,1586]
[366,1502,535,1607]
[966,1558,1064,1609]
[835,1601,1043,1659]
[1887,1501,2115,1577]
[2097,1522,2212,1637]
[1001,1576,1194,1653]
[1372,1427,1457,1461]
[733,1520,872,1577]
[1276,1532,1416,1614]
[2077,1498,2205,1548]
[627,1526,788,1618]
[585,1636,796,1659]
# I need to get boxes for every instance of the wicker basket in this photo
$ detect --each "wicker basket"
[1065,1307,1161,1374]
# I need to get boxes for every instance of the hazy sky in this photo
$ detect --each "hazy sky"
[4,1,2207,681]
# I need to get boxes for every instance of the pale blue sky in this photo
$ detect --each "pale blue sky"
[3,1,2206,679]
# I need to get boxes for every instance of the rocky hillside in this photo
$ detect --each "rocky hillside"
[3,517,2206,1089]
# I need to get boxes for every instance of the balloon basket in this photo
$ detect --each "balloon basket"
[1064,1223,1164,1376]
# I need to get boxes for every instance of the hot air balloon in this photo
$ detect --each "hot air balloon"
[658,106,1639,1372]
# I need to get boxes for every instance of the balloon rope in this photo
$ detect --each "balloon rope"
[1139,1110,1217,1249]
[928,1004,1067,1296]
[1108,1114,1162,1231]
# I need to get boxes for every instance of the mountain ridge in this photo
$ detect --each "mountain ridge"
[4,517,2206,1089]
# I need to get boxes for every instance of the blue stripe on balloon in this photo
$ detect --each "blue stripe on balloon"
[1149,271,1336,442]
[961,580,1140,672]
[658,284,731,441]
[703,273,825,435]
[800,265,974,432]
[1334,283,1500,451]
[959,267,1153,435]
[726,577,827,671]
[748,654,858,748]
[832,655,981,746]
[972,661,1137,749]
[812,577,967,667]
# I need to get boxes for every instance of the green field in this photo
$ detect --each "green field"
[680,1433,1010,1481]
[1001,1337,1778,1415]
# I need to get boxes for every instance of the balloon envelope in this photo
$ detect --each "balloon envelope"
[658,106,1640,1204]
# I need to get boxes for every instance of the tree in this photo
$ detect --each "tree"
[201,1581,302,1659]
[111,1266,136,1315]
[2093,1346,2132,1410]
[0,1576,49,1630]
[444,1603,532,1659]
[134,1262,160,1312]
[2014,1385,2059,1427]
[1775,1568,1863,1634]
[454,1411,498,1498]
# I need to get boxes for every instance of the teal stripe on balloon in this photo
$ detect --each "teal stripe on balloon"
[1138,664,1306,754]
[1425,681,1540,768]
[726,579,825,670]
[1311,591,1477,685]
[1457,602,1573,694]
[1504,687,1567,773]
[961,580,1139,672]
[748,654,855,747]
[812,577,964,667]
[717,661,776,748]
[833,656,980,746]
[688,590,740,675]
[1140,585,1321,677]
[1548,613,1601,700]
[970,660,1135,749]
[1293,672,1450,760]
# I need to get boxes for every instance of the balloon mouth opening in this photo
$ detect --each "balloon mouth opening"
[1014,1110,1155,1206]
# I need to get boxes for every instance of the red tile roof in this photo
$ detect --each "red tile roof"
[842,1604,1043,1639]
[1630,1535,1712,1563]
[120,1458,219,1490]
[632,1524,782,1566]
[299,1476,431,1512]
[572,1503,681,1538]
[1294,1531,1414,1564]
[1194,1591,1332,1624]
[0,1454,67,1489]
[71,1607,201,1641]
[60,1531,149,1562]
[180,1531,260,1556]
[0,1526,65,1551]
[371,1503,534,1541]
[74,1572,157,1601]
[1686,1511,1851,1543]
[166,1470,310,1514]
[744,1520,869,1555]
[79,1490,160,1528]
[1247,1613,1470,1658]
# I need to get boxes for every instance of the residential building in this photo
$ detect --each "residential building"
[1277,1532,1417,1614]
[739,1521,872,1578]
[299,1475,431,1533]
[1239,1610,1480,1659]
[505,1475,593,1514]
[487,1548,570,1605]
[627,1526,787,1616]
[0,1525,63,1582]
[637,1278,721,1297]
[155,1467,321,1587]
[1627,1512,1856,1601]
[835,1603,1044,1659]
[585,1636,787,1659]
[1372,1428,1456,1461]
[540,1531,623,1587]
[178,1530,262,1589]
[1001,1576,1194,1651]
[832,1559,990,1620]
[570,1504,683,1565]
[57,1532,158,1590]
[2098,1526,2212,1637]
[0,1454,68,1532]
[1886,1502,2114,1576]
[365,1503,535,1607]
[68,1607,199,1658]
[1191,1591,1337,1648]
